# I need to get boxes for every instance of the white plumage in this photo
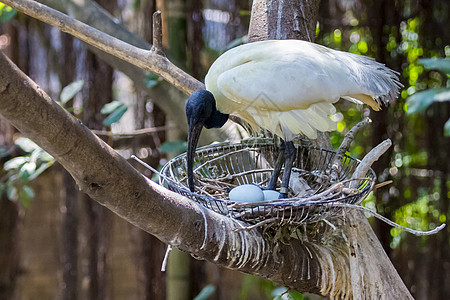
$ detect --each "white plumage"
[205,39,401,140]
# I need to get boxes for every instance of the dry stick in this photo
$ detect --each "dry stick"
[332,203,446,236]
[233,218,278,231]
[3,0,202,95]
[91,125,173,137]
[351,139,392,189]
[193,148,258,172]
[330,117,371,180]
[151,11,164,55]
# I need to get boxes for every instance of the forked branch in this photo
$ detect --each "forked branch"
[2,0,203,95]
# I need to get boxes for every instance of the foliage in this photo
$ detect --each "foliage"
[101,100,128,126]
[59,80,84,107]
[316,0,449,255]
[193,285,216,300]
[406,58,450,136]
[0,3,16,23]
[159,140,188,154]
[0,138,55,207]
[144,72,163,88]
[272,287,305,300]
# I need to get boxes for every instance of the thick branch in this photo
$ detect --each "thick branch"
[351,139,392,188]
[3,0,202,95]
[10,0,232,144]
[0,50,333,294]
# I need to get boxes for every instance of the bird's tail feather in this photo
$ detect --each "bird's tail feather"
[342,94,381,111]
[252,102,337,140]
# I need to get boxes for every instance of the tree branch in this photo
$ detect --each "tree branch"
[1,1,417,298]
[3,0,202,95]
[0,50,331,295]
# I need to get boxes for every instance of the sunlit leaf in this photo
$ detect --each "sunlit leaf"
[444,118,450,137]
[406,88,450,114]
[15,137,39,153]
[101,100,124,114]
[287,291,304,300]
[60,80,84,105]
[30,148,54,163]
[4,157,28,170]
[418,58,450,75]
[19,161,37,183]
[27,161,55,181]
[193,285,215,300]
[0,4,17,23]
[159,141,187,154]
[103,105,128,126]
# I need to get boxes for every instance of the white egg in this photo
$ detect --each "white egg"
[263,190,280,201]
[229,184,264,203]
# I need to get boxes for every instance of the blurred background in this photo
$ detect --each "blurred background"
[0,0,448,299]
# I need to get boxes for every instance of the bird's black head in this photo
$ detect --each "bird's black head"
[186,90,229,192]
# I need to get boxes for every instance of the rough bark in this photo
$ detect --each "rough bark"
[33,0,223,143]
[0,51,325,293]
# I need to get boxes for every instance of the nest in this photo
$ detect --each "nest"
[159,138,375,227]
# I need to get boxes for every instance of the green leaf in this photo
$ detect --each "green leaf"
[418,58,450,75]
[27,161,55,181]
[30,148,54,163]
[4,157,28,170]
[19,185,35,208]
[101,100,124,114]
[444,118,450,137]
[286,291,304,300]
[15,137,39,153]
[19,161,37,183]
[406,88,450,114]
[60,80,84,105]
[159,141,188,154]
[6,183,17,201]
[0,146,10,158]
[144,73,162,88]
[0,5,17,23]
[103,105,128,126]
[193,285,215,300]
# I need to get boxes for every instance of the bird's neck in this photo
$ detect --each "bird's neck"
[204,109,229,129]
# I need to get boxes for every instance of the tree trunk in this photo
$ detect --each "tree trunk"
[247,0,413,298]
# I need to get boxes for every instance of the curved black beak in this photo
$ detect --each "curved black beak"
[187,121,203,192]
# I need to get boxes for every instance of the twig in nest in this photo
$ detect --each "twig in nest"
[351,139,392,188]
[222,168,274,180]
[330,117,371,180]
[193,148,257,173]
[372,180,393,191]
[233,218,278,231]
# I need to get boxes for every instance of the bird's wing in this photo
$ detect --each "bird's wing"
[248,102,337,140]
[214,57,337,113]
[208,40,401,114]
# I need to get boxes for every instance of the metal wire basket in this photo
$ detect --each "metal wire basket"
[159,138,375,226]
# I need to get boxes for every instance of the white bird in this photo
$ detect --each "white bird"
[185,39,401,197]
